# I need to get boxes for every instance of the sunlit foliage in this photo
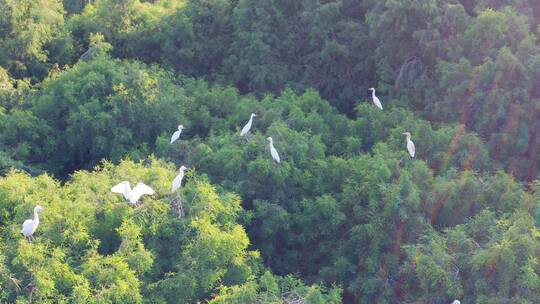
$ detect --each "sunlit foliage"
[1,0,540,302]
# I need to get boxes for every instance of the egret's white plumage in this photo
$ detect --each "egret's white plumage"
[451,300,461,304]
[267,137,281,163]
[368,87,383,110]
[403,132,415,158]
[170,125,185,144]
[240,113,257,136]
[21,205,43,238]
[111,181,154,205]
[172,166,187,193]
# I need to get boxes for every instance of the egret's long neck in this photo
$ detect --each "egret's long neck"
[33,211,39,225]
[371,89,376,97]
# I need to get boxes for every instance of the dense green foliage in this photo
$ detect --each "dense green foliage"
[1,0,540,303]
[0,160,340,303]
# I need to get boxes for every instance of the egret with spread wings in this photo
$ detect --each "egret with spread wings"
[111,181,154,205]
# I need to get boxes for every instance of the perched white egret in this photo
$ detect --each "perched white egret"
[403,132,415,158]
[170,125,185,144]
[368,87,383,110]
[171,166,187,193]
[21,205,43,239]
[111,181,154,205]
[267,137,281,163]
[240,113,257,136]
[451,300,461,304]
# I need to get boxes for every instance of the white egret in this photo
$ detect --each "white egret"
[240,113,257,136]
[171,166,187,193]
[451,300,461,304]
[111,181,154,205]
[403,132,415,158]
[368,87,383,110]
[267,137,281,163]
[170,125,185,144]
[21,205,43,240]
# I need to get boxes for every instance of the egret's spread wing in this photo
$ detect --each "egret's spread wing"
[21,219,34,235]
[170,130,181,143]
[171,172,184,193]
[111,181,131,200]
[132,182,154,202]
